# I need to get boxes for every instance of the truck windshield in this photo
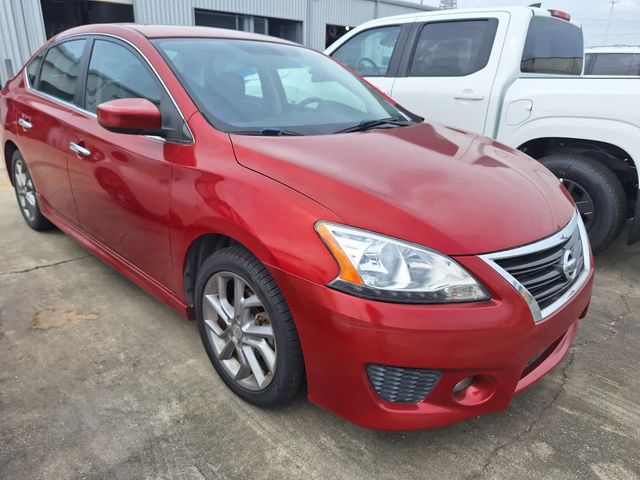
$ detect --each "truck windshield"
[153,38,417,135]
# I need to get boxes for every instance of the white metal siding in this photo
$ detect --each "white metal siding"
[378,2,423,17]
[133,0,431,50]
[0,0,46,85]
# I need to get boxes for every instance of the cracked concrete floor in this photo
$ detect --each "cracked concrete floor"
[1,163,639,480]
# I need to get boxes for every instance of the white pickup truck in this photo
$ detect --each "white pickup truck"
[325,6,640,253]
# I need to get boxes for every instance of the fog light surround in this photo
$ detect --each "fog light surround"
[452,375,496,406]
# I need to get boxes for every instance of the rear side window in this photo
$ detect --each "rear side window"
[331,26,401,77]
[85,39,162,113]
[26,51,45,87]
[521,17,583,75]
[409,19,498,77]
[586,53,640,76]
[38,39,86,103]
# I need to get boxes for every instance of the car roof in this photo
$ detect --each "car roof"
[586,46,640,54]
[53,23,294,44]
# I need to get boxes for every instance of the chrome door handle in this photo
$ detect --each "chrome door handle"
[18,118,32,130]
[69,142,91,157]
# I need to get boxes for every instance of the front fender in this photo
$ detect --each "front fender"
[169,120,343,305]
[501,116,640,181]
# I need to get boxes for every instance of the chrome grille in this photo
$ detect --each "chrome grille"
[481,212,590,322]
[495,226,583,310]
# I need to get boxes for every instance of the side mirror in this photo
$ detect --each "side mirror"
[97,98,163,136]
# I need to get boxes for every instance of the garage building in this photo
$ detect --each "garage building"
[0,0,435,86]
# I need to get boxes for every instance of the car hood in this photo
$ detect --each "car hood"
[230,122,575,255]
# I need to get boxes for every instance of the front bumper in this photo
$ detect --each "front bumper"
[268,255,594,431]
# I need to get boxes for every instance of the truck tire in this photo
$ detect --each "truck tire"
[539,153,626,254]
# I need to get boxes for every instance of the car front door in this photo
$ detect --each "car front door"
[390,14,508,135]
[15,39,88,223]
[66,36,184,291]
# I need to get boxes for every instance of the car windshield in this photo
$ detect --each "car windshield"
[153,37,416,135]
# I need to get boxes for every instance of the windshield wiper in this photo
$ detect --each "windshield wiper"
[228,128,303,136]
[260,128,303,136]
[333,117,412,134]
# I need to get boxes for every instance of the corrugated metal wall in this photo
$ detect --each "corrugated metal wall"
[133,0,432,50]
[0,0,46,85]
[378,2,427,18]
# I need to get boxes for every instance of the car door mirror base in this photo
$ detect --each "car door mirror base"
[97,98,164,136]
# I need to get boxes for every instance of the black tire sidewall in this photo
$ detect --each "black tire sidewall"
[195,247,302,407]
[540,154,627,253]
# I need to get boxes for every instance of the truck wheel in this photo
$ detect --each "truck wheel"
[539,154,626,254]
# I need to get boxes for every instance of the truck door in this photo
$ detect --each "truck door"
[329,23,411,96]
[390,13,509,135]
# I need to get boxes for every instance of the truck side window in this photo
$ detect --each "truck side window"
[586,53,640,76]
[521,17,583,75]
[409,20,498,77]
[331,26,401,77]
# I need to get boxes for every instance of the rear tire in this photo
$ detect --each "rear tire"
[11,150,53,231]
[195,246,304,407]
[539,153,626,254]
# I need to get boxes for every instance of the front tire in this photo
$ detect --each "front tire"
[539,153,627,254]
[11,150,53,231]
[195,246,304,407]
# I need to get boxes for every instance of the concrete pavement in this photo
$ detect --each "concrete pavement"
[1,163,639,480]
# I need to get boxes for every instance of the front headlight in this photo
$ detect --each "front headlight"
[315,222,489,304]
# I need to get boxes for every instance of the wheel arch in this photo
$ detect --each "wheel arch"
[3,140,18,186]
[182,232,252,311]
[517,136,638,206]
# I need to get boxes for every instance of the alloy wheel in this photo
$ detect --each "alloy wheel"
[14,157,37,222]
[560,178,595,230]
[202,271,277,391]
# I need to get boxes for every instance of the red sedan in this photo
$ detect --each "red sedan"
[0,24,593,430]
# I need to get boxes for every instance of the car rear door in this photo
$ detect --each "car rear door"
[390,12,509,135]
[14,39,89,223]
[66,36,185,291]
[329,23,411,96]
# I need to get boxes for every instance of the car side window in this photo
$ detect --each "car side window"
[331,26,401,77]
[409,20,498,77]
[38,39,86,103]
[26,51,45,87]
[85,39,162,113]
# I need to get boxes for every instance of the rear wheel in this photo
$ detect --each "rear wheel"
[539,153,627,254]
[195,246,304,407]
[11,150,53,231]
